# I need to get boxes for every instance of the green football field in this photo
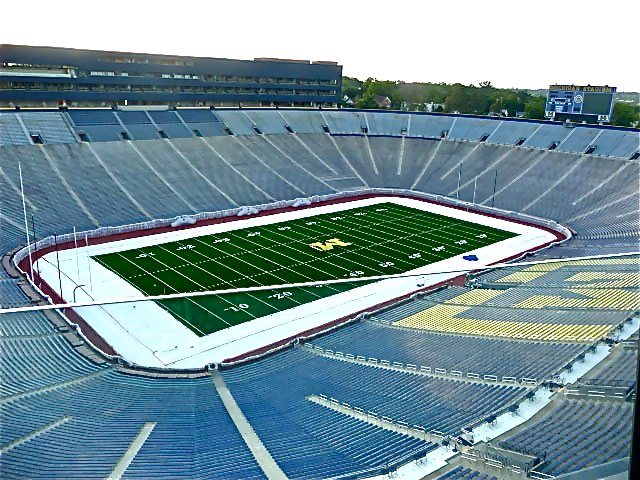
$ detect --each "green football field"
[92,202,517,336]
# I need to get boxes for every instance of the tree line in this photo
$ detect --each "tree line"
[341,77,639,128]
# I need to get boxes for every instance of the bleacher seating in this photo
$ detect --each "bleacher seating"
[0,108,638,479]
[147,110,194,138]
[88,141,198,219]
[0,310,58,337]
[277,109,325,134]
[487,120,540,145]
[67,110,125,142]
[0,333,108,397]
[500,399,633,476]
[593,129,640,158]
[114,111,160,140]
[364,111,409,136]
[435,466,497,480]
[213,110,258,136]
[477,257,640,290]
[242,110,290,134]
[389,285,630,342]
[0,371,265,480]
[581,349,638,389]
[174,109,228,137]
[448,117,498,141]
[223,348,527,441]
[202,135,306,201]
[0,279,30,308]
[522,124,569,149]
[18,112,77,144]
[2,110,636,252]
[556,127,601,153]
[408,114,454,138]
[321,110,364,134]
[0,112,32,146]
[307,320,590,382]
[233,135,334,196]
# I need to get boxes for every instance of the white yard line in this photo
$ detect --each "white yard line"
[115,252,214,333]
[212,231,348,296]
[187,237,308,306]
[155,241,293,315]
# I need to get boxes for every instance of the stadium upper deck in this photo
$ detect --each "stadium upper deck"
[0,44,342,108]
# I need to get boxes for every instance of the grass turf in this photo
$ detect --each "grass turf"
[92,202,517,336]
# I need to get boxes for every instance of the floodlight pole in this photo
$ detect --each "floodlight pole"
[472,176,477,205]
[73,226,80,281]
[54,233,63,301]
[31,214,41,287]
[491,169,498,208]
[85,234,93,292]
[18,162,34,281]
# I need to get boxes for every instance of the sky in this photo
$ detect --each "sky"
[2,0,637,91]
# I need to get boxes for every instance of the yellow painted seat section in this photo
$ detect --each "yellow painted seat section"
[442,289,503,306]
[494,271,548,284]
[394,305,612,342]
[515,288,640,310]
[563,272,640,289]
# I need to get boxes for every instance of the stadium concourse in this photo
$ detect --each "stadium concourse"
[0,108,639,480]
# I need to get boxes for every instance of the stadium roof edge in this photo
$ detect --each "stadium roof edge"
[0,44,342,68]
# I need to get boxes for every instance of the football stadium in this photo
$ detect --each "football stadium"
[1,43,639,480]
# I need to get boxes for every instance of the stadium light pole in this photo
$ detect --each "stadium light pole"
[18,162,34,281]
[456,167,462,201]
[491,169,498,208]
[472,176,477,206]
[31,214,41,287]
[73,226,80,282]
[54,233,63,301]
[85,234,93,292]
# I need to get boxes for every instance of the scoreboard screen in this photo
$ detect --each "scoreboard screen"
[545,85,616,123]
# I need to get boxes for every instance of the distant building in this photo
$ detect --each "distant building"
[375,95,392,108]
[425,102,445,113]
[342,95,355,106]
[0,45,342,108]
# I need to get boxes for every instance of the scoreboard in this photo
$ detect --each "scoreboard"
[545,84,616,123]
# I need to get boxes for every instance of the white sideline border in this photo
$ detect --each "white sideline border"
[34,196,556,369]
